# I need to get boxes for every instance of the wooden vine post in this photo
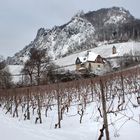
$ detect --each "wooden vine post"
[100,78,110,140]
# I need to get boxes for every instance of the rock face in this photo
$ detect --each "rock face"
[7,7,140,65]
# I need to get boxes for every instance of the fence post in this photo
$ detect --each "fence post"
[100,78,110,140]
[56,83,61,128]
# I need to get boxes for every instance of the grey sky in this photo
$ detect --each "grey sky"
[0,0,139,58]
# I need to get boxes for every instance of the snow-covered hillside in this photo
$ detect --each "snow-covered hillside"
[8,65,23,83]
[7,16,95,64]
[8,41,140,83]
[54,42,140,71]
[7,7,139,65]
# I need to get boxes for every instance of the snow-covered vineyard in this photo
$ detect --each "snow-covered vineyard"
[0,67,140,140]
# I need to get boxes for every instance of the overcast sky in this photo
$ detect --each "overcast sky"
[0,0,139,58]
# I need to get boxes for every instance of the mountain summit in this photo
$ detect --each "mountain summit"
[7,7,140,65]
[84,7,134,26]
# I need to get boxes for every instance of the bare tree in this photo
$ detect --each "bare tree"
[0,56,12,89]
[22,48,50,86]
[22,60,34,86]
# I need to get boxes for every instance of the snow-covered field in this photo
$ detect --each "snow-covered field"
[8,65,23,83]
[0,103,97,140]
[0,68,140,140]
[0,99,139,140]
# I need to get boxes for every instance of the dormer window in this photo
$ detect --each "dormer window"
[75,57,81,64]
